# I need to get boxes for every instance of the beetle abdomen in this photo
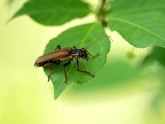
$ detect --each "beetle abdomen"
[34,59,61,67]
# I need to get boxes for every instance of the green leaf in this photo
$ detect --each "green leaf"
[43,23,110,99]
[11,0,90,25]
[107,0,165,48]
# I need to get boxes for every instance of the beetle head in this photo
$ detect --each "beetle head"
[79,48,89,60]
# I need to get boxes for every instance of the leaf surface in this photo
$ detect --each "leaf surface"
[43,23,110,99]
[108,0,165,48]
[11,0,90,25]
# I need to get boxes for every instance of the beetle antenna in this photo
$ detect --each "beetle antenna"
[85,35,113,49]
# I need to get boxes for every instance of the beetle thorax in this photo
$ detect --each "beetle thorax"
[70,48,88,59]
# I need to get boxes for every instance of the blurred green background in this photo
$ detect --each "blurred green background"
[0,0,165,124]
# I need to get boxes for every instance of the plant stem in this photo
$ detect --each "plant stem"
[98,0,108,26]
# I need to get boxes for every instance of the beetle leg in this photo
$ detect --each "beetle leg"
[47,60,61,82]
[76,58,95,77]
[87,51,99,58]
[55,45,61,51]
[53,59,61,65]
[48,65,53,82]
[63,58,72,83]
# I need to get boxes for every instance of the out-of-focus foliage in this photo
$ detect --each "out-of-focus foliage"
[68,60,142,95]
[6,0,14,6]
[143,47,165,66]
[143,47,165,117]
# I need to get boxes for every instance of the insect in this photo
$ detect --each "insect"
[34,35,111,83]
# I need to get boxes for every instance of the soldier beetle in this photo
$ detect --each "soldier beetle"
[34,35,112,83]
